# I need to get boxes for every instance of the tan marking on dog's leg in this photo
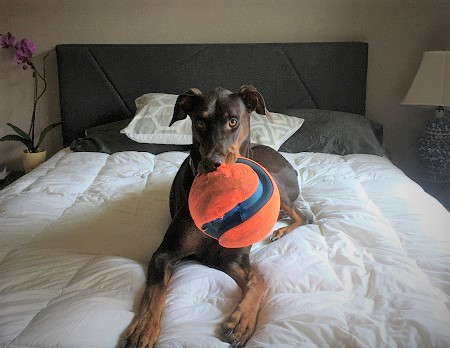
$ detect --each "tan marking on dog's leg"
[221,263,265,348]
[270,200,305,242]
[124,282,168,348]
[123,251,178,348]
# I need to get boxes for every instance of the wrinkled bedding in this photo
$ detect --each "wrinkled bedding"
[0,149,449,347]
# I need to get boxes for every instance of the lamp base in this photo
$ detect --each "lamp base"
[416,108,450,182]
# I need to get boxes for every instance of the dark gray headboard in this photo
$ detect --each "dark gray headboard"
[56,42,368,146]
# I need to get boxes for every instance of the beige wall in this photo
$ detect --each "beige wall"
[1,0,449,179]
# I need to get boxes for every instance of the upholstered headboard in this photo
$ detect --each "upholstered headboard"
[56,42,368,146]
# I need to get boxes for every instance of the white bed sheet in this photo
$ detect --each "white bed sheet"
[0,148,449,347]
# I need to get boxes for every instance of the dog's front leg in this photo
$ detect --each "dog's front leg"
[221,259,265,348]
[123,251,176,348]
[123,207,202,348]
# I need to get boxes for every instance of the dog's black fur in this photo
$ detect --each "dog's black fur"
[124,86,305,348]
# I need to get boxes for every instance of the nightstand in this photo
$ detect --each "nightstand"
[0,171,25,191]
[419,180,450,211]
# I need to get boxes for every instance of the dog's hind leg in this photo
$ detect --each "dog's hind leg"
[220,253,265,348]
[269,197,305,242]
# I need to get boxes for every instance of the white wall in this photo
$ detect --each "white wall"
[1,0,449,179]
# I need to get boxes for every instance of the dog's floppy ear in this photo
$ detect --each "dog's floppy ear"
[170,88,203,126]
[238,85,273,122]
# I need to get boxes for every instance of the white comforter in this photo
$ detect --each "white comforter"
[0,149,449,348]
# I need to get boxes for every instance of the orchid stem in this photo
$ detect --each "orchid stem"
[27,54,48,151]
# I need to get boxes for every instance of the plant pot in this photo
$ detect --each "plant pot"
[21,149,47,173]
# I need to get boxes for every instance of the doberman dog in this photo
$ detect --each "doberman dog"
[123,85,306,348]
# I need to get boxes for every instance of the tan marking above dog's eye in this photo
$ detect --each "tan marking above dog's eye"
[229,117,238,128]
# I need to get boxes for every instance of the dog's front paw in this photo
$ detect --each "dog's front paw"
[222,306,256,348]
[122,314,160,348]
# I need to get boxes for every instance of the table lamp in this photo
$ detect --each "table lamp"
[402,51,450,182]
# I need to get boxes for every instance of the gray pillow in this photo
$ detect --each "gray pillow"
[70,119,190,154]
[278,109,385,156]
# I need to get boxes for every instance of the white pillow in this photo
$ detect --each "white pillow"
[250,111,304,150]
[121,93,192,145]
[121,93,304,150]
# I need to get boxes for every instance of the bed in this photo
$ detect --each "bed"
[0,43,449,348]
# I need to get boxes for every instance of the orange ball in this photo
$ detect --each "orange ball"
[189,157,280,248]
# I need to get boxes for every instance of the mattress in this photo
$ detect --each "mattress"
[0,149,449,347]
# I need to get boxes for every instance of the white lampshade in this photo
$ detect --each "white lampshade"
[402,51,450,109]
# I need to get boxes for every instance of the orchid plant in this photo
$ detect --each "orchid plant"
[0,32,62,153]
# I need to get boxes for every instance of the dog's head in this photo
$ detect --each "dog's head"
[171,85,272,174]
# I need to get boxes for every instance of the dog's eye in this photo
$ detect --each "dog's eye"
[228,118,238,128]
[196,120,206,129]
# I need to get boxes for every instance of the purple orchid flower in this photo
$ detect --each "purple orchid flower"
[0,32,16,48]
[13,38,36,65]
[14,48,33,65]
[15,38,36,54]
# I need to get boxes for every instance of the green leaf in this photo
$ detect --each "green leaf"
[35,122,63,150]
[0,134,34,151]
[6,123,31,141]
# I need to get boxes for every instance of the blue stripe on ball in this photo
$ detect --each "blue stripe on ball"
[202,158,274,239]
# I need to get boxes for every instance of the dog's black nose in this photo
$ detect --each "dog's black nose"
[200,158,222,173]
